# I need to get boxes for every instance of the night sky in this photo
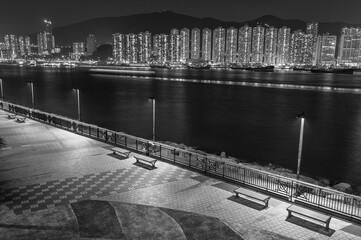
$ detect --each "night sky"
[1,0,361,37]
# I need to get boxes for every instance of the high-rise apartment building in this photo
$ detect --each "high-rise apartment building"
[306,22,318,65]
[169,30,181,63]
[251,26,265,64]
[226,27,238,64]
[43,19,54,54]
[138,32,151,63]
[25,36,31,55]
[180,28,190,61]
[152,34,161,62]
[156,34,168,63]
[238,25,252,64]
[18,36,25,56]
[191,28,201,59]
[72,42,84,60]
[302,34,314,65]
[276,27,290,65]
[264,27,278,65]
[338,27,361,67]
[4,34,17,59]
[86,34,97,55]
[113,33,125,63]
[315,35,337,65]
[212,27,226,64]
[290,30,305,65]
[125,34,138,63]
[202,28,212,61]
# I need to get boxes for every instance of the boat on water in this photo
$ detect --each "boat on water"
[245,65,274,72]
[310,68,354,74]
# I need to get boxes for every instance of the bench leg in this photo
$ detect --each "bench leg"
[287,210,292,218]
[235,193,239,198]
[264,199,269,209]
[325,220,330,230]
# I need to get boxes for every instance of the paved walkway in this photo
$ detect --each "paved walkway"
[1,109,361,239]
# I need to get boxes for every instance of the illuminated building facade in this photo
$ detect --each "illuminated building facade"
[25,36,31,55]
[138,31,151,63]
[276,27,290,65]
[86,34,97,55]
[180,28,190,61]
[251,26,265,64]
[338,27,361,67]
[72,42,84,60]
[306,22,318,64]
[264,27,278,65]
[191,28,201,59]
[225,27,238,64]
[315,35,337,66]
[4,34,17,59]
[290,30,305,64]
[125,33,138,63]
[169,32,180,63]
[112,33,125,63]
[212,27,226,64]
[238,25,252,64]
[18,36,25,56]
[202,28,212,61]
[302,34,313,64]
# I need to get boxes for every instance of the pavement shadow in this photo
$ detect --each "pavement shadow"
[285,216,335,237]
[227,195,266,211]
[133,161,157,170]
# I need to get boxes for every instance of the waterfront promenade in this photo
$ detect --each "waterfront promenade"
[1,109,361,239]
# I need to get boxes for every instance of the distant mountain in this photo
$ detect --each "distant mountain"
[30,11,361,46]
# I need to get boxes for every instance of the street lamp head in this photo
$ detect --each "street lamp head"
[148,97,155,101]
[296,111,305,119]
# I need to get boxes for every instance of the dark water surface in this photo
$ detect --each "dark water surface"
[1,65,361,185]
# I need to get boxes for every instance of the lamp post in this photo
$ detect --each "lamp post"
[148,97,156,141]
[0,79,3,100]
[296,112,305,180]
[27,82,34,109]
[74,88,80,121]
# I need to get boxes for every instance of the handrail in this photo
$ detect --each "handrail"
[1,99,361,222]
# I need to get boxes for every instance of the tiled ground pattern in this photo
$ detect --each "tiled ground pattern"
[0,165,198,215]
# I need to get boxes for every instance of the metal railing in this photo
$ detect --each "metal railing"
[1,100,361,222]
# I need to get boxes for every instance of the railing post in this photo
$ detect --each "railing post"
[97,128,99,139]
[266,174,269,191]
[114,133,117,145]
[105,130,108,142]
[136,140,138,151]
[159,145,161,157]
[173,148,176,162]
[125,136,127,147]
[222,162,225,178]
[189,153,191,167]
[204,158,207,174]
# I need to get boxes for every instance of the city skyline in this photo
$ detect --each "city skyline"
[1,0,361,37]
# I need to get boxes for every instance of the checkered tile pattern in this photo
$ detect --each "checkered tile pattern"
[0,165,199,215]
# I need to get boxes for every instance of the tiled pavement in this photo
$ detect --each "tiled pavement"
[1,109,361,239]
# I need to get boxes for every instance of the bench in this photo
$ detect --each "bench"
[8,114,17,119]
[16,117,26,123]
[287,204,331,230]
[134,155,157,168]
[111,147,131,158]
[234,187,271,209]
